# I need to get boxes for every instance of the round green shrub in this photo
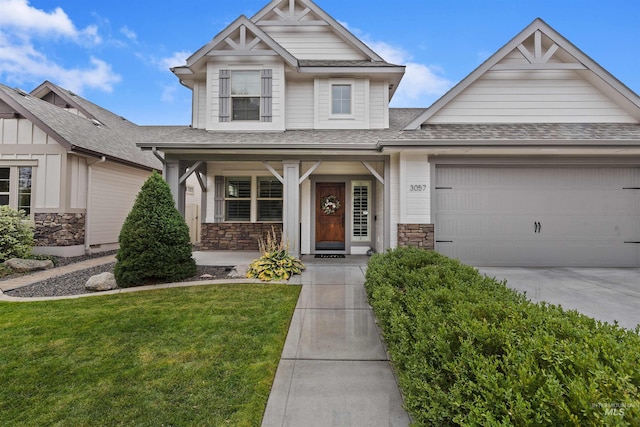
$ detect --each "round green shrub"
[114,171,196,287]
[0,206,34,262]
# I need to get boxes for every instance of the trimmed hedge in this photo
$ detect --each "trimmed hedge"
[365,247,640,426]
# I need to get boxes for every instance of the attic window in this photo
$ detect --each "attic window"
[91,119,103,127]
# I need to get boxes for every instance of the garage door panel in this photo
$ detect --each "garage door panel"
[435,166,640,267]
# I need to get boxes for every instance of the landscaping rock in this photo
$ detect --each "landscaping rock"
[4,258,54,273]
[228,265,249,278]
[199,273,214,279]
[85,272,118,292]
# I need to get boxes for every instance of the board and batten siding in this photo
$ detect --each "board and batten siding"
[428,69,636,123]
[398,152,430,224]
[286,80,314,129]
[88,162,151,246]
[206,60,285,131]
[1,118,53,145]
[68,156,88,210]
[0,118,65,210]
[263,26,367,60]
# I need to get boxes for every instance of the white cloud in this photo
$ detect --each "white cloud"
[0,32,120,93]
[157,51,191,70]
[120,26,137,42]
[0,0,100,43]
[0,1,118,93]
[365,40,452,107]
[337,21,452,107]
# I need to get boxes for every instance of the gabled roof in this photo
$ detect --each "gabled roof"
[183,15,298,72]
[404,18,640,130]
[251,0,384,62]
[0,82,160,170]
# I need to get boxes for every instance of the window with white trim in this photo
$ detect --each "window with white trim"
[0,166,32,215]
[331,84,352,115]
[352,180,370,241]
[225,177,251,221]
[222,176,283,222]
[257,177,283,221]
[231,71,261,121]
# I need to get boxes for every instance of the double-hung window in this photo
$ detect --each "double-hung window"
[223,176,283,222]
[0,166,33,215]
[231,71,261,121]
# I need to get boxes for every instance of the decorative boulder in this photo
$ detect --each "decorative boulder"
[4,258,54,273]
[228,265,249,279]
[85,272,118,292]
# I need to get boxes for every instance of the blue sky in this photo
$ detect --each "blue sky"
[0,0,638,125]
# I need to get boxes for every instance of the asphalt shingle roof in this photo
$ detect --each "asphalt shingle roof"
[0,83,161,170]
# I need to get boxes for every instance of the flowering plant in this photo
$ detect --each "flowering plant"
[321,195,341,215]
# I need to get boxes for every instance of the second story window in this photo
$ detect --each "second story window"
[331,84,352,115]
[231,71,260,121]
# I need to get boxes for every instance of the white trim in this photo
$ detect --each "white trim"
[329,79,355,119]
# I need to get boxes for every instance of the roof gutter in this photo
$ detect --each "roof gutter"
[70,145,161,172]
[138,142,383,152]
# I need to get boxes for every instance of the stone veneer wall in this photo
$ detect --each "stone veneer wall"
[397,223,435,249]
[201,223,283,250]
[34,213,86,246]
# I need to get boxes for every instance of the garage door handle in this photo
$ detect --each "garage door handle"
[534,221,541,233]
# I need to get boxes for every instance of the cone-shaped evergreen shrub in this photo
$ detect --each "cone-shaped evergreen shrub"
[114,171,196,287]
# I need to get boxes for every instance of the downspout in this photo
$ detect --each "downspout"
[85,156,106,253]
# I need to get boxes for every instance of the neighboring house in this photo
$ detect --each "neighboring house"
[0,81,161,257]
[138,0,640,267]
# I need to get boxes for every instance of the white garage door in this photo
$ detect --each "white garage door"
[435,166,640,267]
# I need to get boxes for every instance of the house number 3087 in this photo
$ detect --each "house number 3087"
[409,185,427,192]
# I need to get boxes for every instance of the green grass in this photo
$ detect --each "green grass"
[0,283,300,426]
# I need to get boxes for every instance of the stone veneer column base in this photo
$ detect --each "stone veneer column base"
[397,224,434,249]
[34,213,86,247]
[200,223,283,250]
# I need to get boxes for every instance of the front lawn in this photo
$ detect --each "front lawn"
[0,284,300,426]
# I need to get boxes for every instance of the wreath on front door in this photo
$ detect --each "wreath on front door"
[321,195,341,215]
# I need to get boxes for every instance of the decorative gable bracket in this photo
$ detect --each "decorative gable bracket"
[492,30,586,71]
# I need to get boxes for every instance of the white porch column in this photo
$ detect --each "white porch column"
[164,159,186,217]
[282,161,300,257]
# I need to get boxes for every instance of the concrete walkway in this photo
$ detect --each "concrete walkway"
[262,256,410,426]
[1,251,410,425]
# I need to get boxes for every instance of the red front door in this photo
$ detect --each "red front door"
[316,182,345,250]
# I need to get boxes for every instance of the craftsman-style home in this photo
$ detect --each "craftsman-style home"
[139,0,640,267]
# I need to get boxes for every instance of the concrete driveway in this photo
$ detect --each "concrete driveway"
[477,267,640,330]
